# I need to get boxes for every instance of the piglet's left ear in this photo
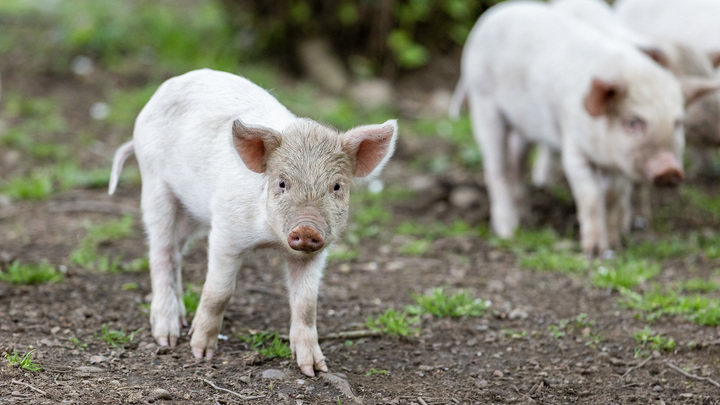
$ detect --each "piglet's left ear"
[343,119,398,178]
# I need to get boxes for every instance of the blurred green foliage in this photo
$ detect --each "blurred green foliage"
[221,0,504,74]
[0,0,240,76]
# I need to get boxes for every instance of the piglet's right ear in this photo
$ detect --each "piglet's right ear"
[584,78,627,118]
[232,120,282,173]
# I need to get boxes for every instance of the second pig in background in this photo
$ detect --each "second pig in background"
[450,0,692,256]
[547,0,720,225]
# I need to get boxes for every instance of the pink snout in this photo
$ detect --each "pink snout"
[646,152,684,187]
[287,226,325,252]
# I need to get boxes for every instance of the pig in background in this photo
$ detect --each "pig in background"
[548,0,720,224]
[108,68,398,377]
[615,0,720,60]
[449,0,685,256]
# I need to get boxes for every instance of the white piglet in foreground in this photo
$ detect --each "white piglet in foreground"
[108,69,398,376]
[451,1,685,255]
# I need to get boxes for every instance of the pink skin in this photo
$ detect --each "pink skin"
[645,151,684,186]
[108,70,398,377]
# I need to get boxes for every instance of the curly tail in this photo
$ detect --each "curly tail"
[108,141,135,195]
[448,76,467,119]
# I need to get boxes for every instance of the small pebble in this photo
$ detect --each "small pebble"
[493,370,504,378]
[653,385,662,392]
[150,388,172,401]
[89,355,107,364]
[239,376,251,384]
[261,369,287,380]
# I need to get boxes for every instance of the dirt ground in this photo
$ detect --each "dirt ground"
[3,10,720,405]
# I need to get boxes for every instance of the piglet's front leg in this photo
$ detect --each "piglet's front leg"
[287,253,328,377]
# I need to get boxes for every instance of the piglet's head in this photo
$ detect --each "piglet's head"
[232,118,398,257]
[583,76,685,187]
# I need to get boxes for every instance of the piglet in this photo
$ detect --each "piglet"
[108,69,398,376]
[450,1,686,256]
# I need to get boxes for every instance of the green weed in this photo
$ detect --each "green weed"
[238,332,291,359]
[3,349,42,371]
[68,337,87,351]
[0,260,63,285]
[682,187,720,222]
[548,320,568,339]
[408,116,481,169]
[399,239,431,256]
[491,228,561,253]
[121,283,139,291]
[547,314,600,348]
[520,248,588,273]
[619,287,720,326]
[70,216,134,271]
[679,278,719,293]
[328,244,359,262]
[504,329,530,339]
[54,1,240,74]
[591,259,660,290]
[366,309,420,337]
[396,219,475,239]
[408,287,490,318]
[364,368,389,377]
[0,172,53,201]
[183,284,202,317]
[632,326,675,358]
[94,324,143,349]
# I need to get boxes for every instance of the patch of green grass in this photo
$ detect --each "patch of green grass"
[591,259,660,290]
[183,284,202,317]
[619,287,720,326]
[366,309,420,337]
[123,256,149,272]
[520,248,588,273]
[343,187,415,246]
[682,187,720,221]
[70,216,135,271]
[0,260,63,285]
[632,326,675,358]
[408,116,481,169]
[53,1,240,74]
[500,228,561,251]
[679,278,719,293]
[396,219,475,239]
[3,349,42,371]
[238,332,291,359]
[399,239,431,256]
[547,314,601,348]
[626,236,701,260]
[328,243,359,262]
[0,162,132,202]
[94,324,143,349]
[68,337,87,351]
[364,368,389,377]
[0,172,54,201]
[504,329,530,339]
[408,287,490,318]
[548,320,568,339]
[121,283,139,291]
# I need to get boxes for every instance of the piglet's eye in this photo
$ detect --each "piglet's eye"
[279,180,286,189]
[623,117,647,133]
[333,183,341,191]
